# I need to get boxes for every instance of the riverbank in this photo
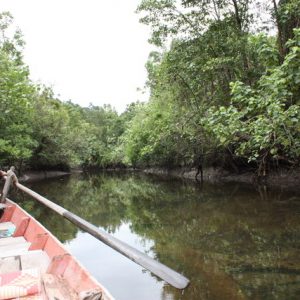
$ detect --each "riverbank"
[143,167,300,189]
[18,166,300,189]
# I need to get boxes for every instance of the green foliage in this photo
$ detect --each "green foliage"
[0,12,25,64]
[1,2,299,174]
[0,12,133,171]
[128,0,300,172]
[122,89,209,167]
[137,0,253,46]
[277,0,300,42]
[30,88,87,169]
[122,3,267,168]
[205,29,300,173]
[0,14,36,167]
[248,34,279,69]
[80,104,126,168]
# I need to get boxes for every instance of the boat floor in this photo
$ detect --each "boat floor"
[0,222,79,300]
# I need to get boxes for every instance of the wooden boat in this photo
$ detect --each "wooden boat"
[0,168,189,300]
[0,199,114,300]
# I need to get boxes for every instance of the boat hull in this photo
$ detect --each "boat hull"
[0,199,114,300]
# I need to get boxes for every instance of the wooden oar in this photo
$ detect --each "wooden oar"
[14,181,190,289]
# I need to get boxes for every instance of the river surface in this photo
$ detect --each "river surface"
[13,172,300,300]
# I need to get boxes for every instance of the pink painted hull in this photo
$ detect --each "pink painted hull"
[0,199,114,300]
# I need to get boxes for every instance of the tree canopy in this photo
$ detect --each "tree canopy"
[0,0,299,176]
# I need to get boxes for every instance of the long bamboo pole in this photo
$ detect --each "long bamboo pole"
[9,177,189,289]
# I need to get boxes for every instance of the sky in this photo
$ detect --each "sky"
[1,0,153,113]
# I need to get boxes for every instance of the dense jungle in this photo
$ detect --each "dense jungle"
[0,0,299,179]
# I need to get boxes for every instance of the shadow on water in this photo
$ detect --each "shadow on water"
[11,171,300,300]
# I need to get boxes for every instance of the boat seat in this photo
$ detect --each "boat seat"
[0,249,50,275]
[0,234,50,278]
[0,236,26,246]
[20,250,50,274]
[0,241,31,258]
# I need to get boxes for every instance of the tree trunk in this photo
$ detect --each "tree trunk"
[272,0,285,62]
[231,0,242,32]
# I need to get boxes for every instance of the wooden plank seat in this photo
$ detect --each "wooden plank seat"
[0,242,31,258]
[20,251,50,274]
[0,251,50,276]
[0,236,27,246]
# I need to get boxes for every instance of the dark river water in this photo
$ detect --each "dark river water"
[13,172,300,300]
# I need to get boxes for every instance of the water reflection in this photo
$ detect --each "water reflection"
[13,172,300,300]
